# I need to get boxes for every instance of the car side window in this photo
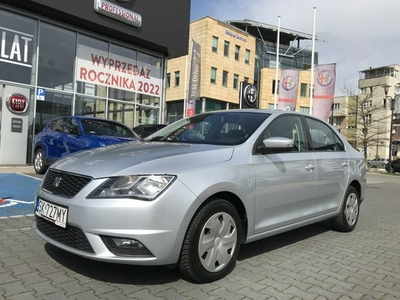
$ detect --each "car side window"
[51,119,64,132]
[305,117,344,151]
[262,115,307,151]
[60,118,79,135]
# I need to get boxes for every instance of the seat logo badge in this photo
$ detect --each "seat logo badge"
[53,177,62,188]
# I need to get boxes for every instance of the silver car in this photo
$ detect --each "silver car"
[33,109,366,283]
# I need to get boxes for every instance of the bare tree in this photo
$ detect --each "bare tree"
[341,85,389,160]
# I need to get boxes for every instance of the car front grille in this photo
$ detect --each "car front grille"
[42,169,92,198]
[35,216,94,253]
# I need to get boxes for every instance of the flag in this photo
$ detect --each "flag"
[312,63,336,121]
[186,40,201,117]
[278,69,299,111]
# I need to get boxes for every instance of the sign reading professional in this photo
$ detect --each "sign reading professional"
[94,0,142,28]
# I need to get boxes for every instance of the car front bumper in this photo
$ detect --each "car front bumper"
[33,178,200,266]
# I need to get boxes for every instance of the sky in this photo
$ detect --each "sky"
[190,0,400,96]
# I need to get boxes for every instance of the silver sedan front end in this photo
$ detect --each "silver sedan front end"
[33,170,201,266]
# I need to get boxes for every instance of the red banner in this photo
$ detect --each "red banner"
[278,69,299,111]
[312,63,336,121]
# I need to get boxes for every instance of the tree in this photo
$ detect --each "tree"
[341,85,390,160]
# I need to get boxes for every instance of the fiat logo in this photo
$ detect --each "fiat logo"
[6,94,29,114]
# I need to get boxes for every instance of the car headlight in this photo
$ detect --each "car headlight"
[88,175,176,201]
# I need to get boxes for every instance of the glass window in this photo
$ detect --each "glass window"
[234,45,240,61]
[0,10,37,84]
[35,91,73,132]
[300,106,310,114]
[272,80,279,94]
[212,36,218,53]
[166,73,170,88]
[108,43,138,102]
[136,104,160,126]
[262,115,307,151]
[222,70,228,87]
[174,71,180,86]
[306,117,345,151]
[136,51,162,99]
[108,100,135,128]
[210,67,217,84]
[38,23,76,91]
[233,74,239,89]
[75,96,106,118]
[300,83,307,97]
[245,49,250,64]
[224,41,229,57]
[76,34,109,97]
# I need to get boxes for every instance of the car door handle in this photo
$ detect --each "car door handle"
[341,162,348,168]
[305,164,315,171]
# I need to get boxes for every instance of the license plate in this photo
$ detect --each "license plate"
[35,198,68,228]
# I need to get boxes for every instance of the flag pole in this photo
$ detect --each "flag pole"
[274,16,281,109]
[309,7,316,115]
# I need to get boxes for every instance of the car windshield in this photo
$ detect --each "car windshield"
[145,111,270,145]
[81,119,136,138]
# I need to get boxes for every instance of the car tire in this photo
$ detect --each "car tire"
[178,199,241,283]
[331,186,359,232]
[34,148,48,174]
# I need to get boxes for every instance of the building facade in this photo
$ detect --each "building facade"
[332,65,400,161]
[0,0,190,165]
[166,17,318,122]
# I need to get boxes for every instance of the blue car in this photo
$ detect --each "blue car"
[33,116,139,174]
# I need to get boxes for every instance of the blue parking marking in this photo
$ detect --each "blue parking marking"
[0,173,41,217]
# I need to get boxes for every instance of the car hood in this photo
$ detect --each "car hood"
[50,141,234,178]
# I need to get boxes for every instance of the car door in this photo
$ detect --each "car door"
[44,118,64,161]
[305,117,350,215]
[58,117,86,157]
[253,114,317,234]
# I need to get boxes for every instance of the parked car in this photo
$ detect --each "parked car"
[385,158,400,173]
[132,124,167,138]
[33,109,366,283]
[367,158,388,168]
[33,116,139,174]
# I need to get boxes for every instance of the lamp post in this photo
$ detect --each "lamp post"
[383,85,400,173]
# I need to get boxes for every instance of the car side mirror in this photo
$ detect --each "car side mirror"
[258,137,294,154]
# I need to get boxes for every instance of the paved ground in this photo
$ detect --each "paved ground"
[0,167,399,299]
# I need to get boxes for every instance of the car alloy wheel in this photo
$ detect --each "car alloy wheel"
[34,149,47,174]
[179,199,241,283]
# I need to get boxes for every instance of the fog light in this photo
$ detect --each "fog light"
[101,235,154,257]
[113,238,144,248]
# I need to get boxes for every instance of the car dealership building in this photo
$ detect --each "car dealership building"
[0,0,190,165]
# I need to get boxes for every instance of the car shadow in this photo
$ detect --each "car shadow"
[44,221,331,285]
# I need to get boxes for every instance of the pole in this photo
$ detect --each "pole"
[274,16,281,109]
[388,94,400,173]
[183,42,190,118]
[388,106,394,173]
[309,7,316,115]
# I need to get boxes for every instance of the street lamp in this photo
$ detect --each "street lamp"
[383,85,400,173]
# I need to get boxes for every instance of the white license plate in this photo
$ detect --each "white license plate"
[35,198,68,228]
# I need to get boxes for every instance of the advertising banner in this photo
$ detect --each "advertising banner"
[278,69,299,111]
[76,44,162,97]
[186,40,201,117]
[312,63,336,121]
